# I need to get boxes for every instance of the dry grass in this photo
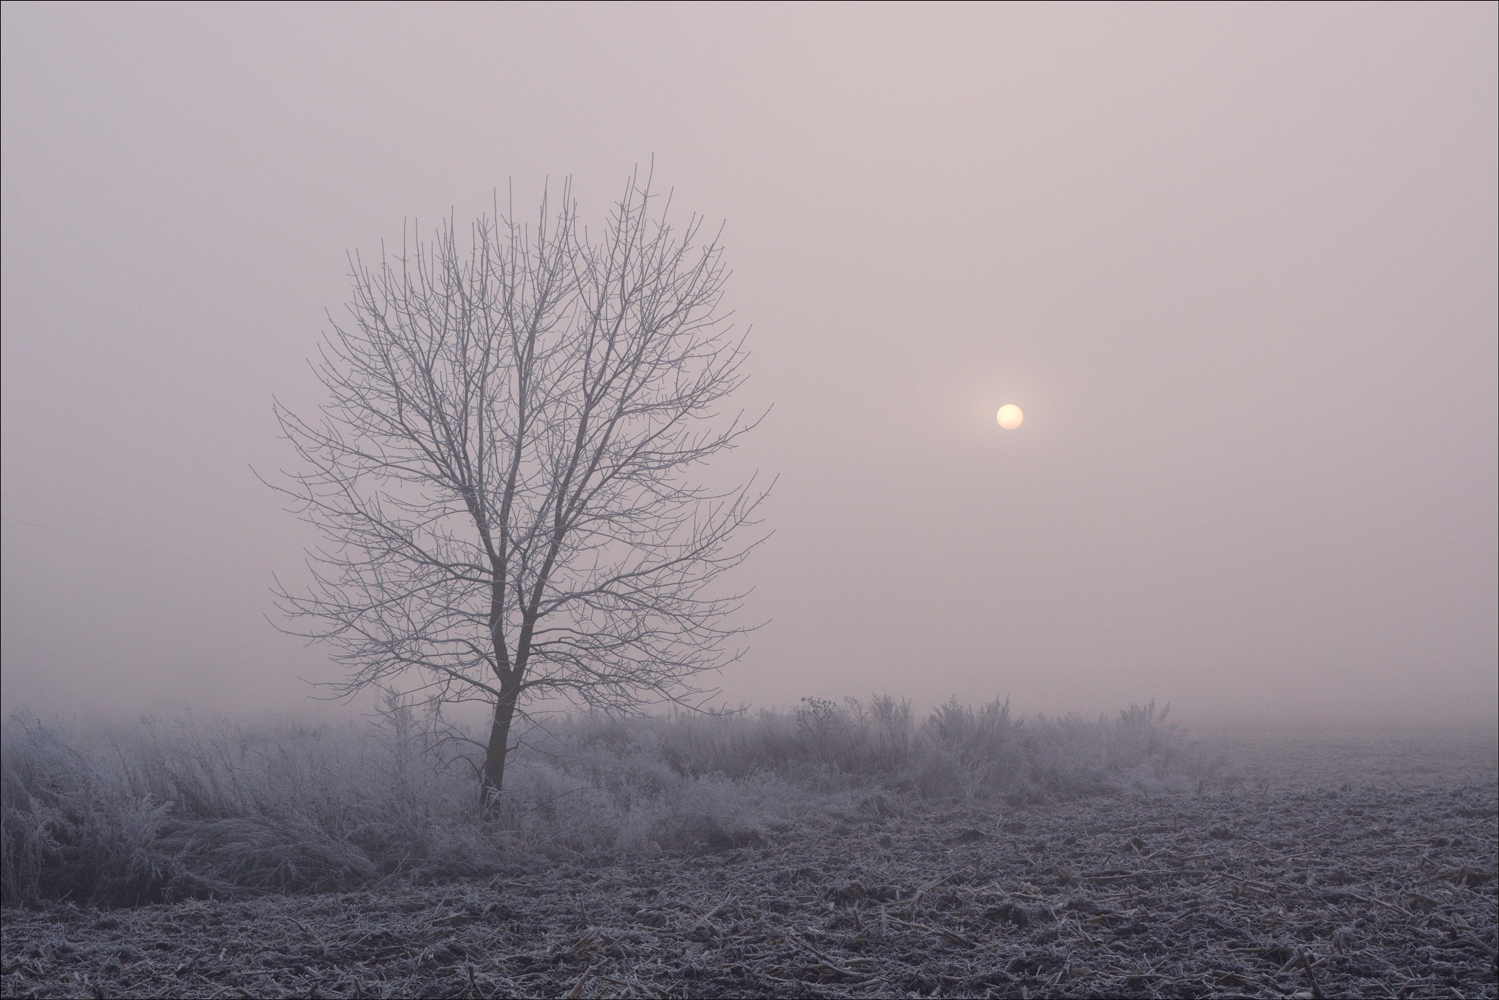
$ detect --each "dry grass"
[1,698,1215,908]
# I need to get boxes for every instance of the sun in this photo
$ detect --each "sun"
[996,404,1023,430]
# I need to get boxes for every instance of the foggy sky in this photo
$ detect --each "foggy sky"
[3,3,1495,722]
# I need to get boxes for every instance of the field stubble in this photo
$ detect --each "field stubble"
[2,702,1495,999]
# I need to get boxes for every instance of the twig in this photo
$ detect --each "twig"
[1297,949,1324,1000]
[564,965,595,999]
[883,914,976,947]
[1340,891,1414,919]
[1081,867,1211,883]
[595,975,677,998]
[1215,871,1278,894]
[906,872,957,916]
[789,932,869,978]
[1404,890,1445,907]
[1461,933,1498,958]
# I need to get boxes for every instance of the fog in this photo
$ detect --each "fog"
[2,4,1494,724]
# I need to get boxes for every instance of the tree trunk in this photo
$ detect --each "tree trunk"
[480,690,519,812]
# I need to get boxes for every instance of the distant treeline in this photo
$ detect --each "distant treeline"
[1,697,1230,908]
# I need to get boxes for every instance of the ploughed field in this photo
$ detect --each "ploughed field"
[3,722,1495,999]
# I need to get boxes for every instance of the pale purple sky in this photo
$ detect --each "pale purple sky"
[3,3,1495,721]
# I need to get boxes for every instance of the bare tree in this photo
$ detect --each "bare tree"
[270,175,767,803]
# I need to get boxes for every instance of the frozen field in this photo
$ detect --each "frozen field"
[2,716,1494,999]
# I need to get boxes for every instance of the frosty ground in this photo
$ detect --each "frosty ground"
[2,709,1495,999]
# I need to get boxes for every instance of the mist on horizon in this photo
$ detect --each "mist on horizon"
[2,4,1495,725]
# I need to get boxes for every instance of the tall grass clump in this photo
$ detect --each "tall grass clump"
[646,696,1212,800]
[2,696,1224,908]
[1,709,470,907]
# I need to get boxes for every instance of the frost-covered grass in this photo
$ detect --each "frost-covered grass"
[1,697,1226,907]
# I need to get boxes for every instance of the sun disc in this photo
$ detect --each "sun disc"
[996,404,1023,430]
